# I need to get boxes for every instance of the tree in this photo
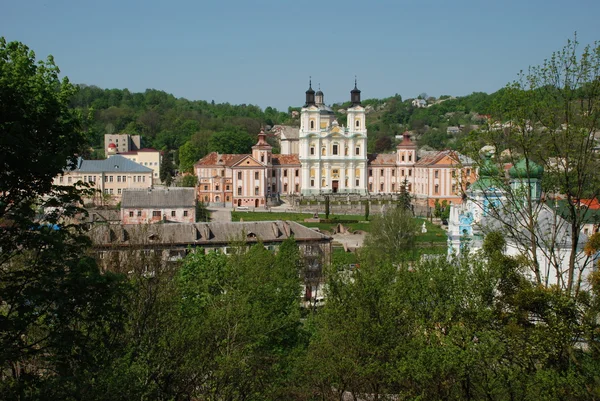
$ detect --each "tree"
[398,178,413,212]
[478,35,600,294]
[363,206,418,262]
[364,200,370,221]
[159,150,175,186]
[178,130,211,173]
[195,200,210,222]
[0,38,126,399]
[208,128,255,154]
[325,195,330,219]
[180,174,197,187]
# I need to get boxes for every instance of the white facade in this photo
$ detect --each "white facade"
[299,86,368,195]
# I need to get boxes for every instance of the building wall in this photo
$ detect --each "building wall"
[121,207,195,224]
[54,171,152,203]
[120,151,161,183]
[104,134,141,155]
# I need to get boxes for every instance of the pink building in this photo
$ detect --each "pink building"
[120,188,196,224]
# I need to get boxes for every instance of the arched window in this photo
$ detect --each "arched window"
[434,184,439,194]
[310,120,315,129]
[321,147,326,156]
[355,119,360,127]
[310,146,315,155]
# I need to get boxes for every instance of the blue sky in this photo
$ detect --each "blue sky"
[3,0,599,110]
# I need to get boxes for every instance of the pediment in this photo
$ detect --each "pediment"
[232,155,263,167]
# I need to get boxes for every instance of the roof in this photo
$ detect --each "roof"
[121,188,196,209]
[271,125,300,140]
[194,152,246,168]
[74,155,153,173]
[90,220,332,247]
[414,150,474,167]
[368,153,396,165]
[272,154,300,165]
[118,148,160,155]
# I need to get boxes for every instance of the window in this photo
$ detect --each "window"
[226,196,230,201]
[59,176,63,183]
[129,211,134,217]
[109,188,113,194]
[345,146,349,156]
[109,176,113,182]
[310,120,314,129]
[183,211,188,217]
[369,169,372,177]
[356,179,359,186]
[122,176,126,182]
[103,189,108,194]
[216,185,220,191]
[466,168,471,176]
[284,170,288,177]
[255,187,259,195]
[171,211,176,217]
[204,185,208,191]
[295,169,299,177]
[321,147,326,156]
[295,184,299,192]
[408,170,412,176]
[284,183,288,192]
[408,154,412,162]
[369,183,373,191]
[355,146,360,155]
[310,179,315,187]
[226,185,230,190]
[237,187,242,195]
[117,188,121,194]
[380,183,384,191]
[237,172,242,180]
[272,170,276,177]
[452,184,456,193]
[221,170,225,176]
[401,169,405,176]
[152,211,161,217]
[408,183,412,191]
[402,155,405,161]
[392,183,396,191]
[392,170,395,176]
[254,172,259,180]
[355,119,360,127]
[104,176,108,183]
[434,184,439,194]
[261,155,264,162]
[435,170,439,179]
[143,176,145,182]
[380,169,384,176]
[333,144,338,155]
[137,211,142,217]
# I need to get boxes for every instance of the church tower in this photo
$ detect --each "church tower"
[252,129,272,166]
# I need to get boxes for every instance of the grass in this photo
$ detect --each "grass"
[230,212,448,243]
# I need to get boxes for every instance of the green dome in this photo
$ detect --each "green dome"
[509,159,543,179]
[479,155,501,178]
[469,155,503,191]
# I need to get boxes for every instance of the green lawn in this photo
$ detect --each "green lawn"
[230,212,448,243]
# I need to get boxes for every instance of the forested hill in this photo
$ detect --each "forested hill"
[71,84,501,171]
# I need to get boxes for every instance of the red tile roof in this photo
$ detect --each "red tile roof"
[118,148,159,155]
[580,198,600,210]
[194,152,246,167]
[368,153,396,165]
[272,154,300,165]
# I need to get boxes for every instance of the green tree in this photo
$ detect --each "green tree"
[180,174,197,187]
[178,130,211,172]
[363,206,418,262]
[325,195,330,219]
[0,38,126,399]
[364,201,370,221]
[398,177,413,212]
[208,128,255,154]
[195,200,210,222]
[159,150,175,186]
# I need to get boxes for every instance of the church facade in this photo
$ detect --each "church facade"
[194,82,476,208]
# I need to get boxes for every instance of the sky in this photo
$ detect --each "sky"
[3,0,600,111]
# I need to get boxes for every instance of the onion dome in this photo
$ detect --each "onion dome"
[470,154,503,191]
[305,79,316,107]
[350,78,361,106]
[509,158,544,179]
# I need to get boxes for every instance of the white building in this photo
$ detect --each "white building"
[448,157,594,291]
[299,81,368,195]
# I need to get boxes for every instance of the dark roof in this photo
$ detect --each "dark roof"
[90,220,332,247]
[121,188,196,209]
[75,155,152,173]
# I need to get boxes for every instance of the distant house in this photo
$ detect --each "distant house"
[447,126,461,134]
[104,133,141,155]
[53,155,153,204]
[90,220,332,300]
[116,148,162,184]
[412,99,427,108]
[121,188,196,224]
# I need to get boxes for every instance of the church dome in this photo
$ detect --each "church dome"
[509,159,544,179]
[108,143,117,149]
[315,90,323,96]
